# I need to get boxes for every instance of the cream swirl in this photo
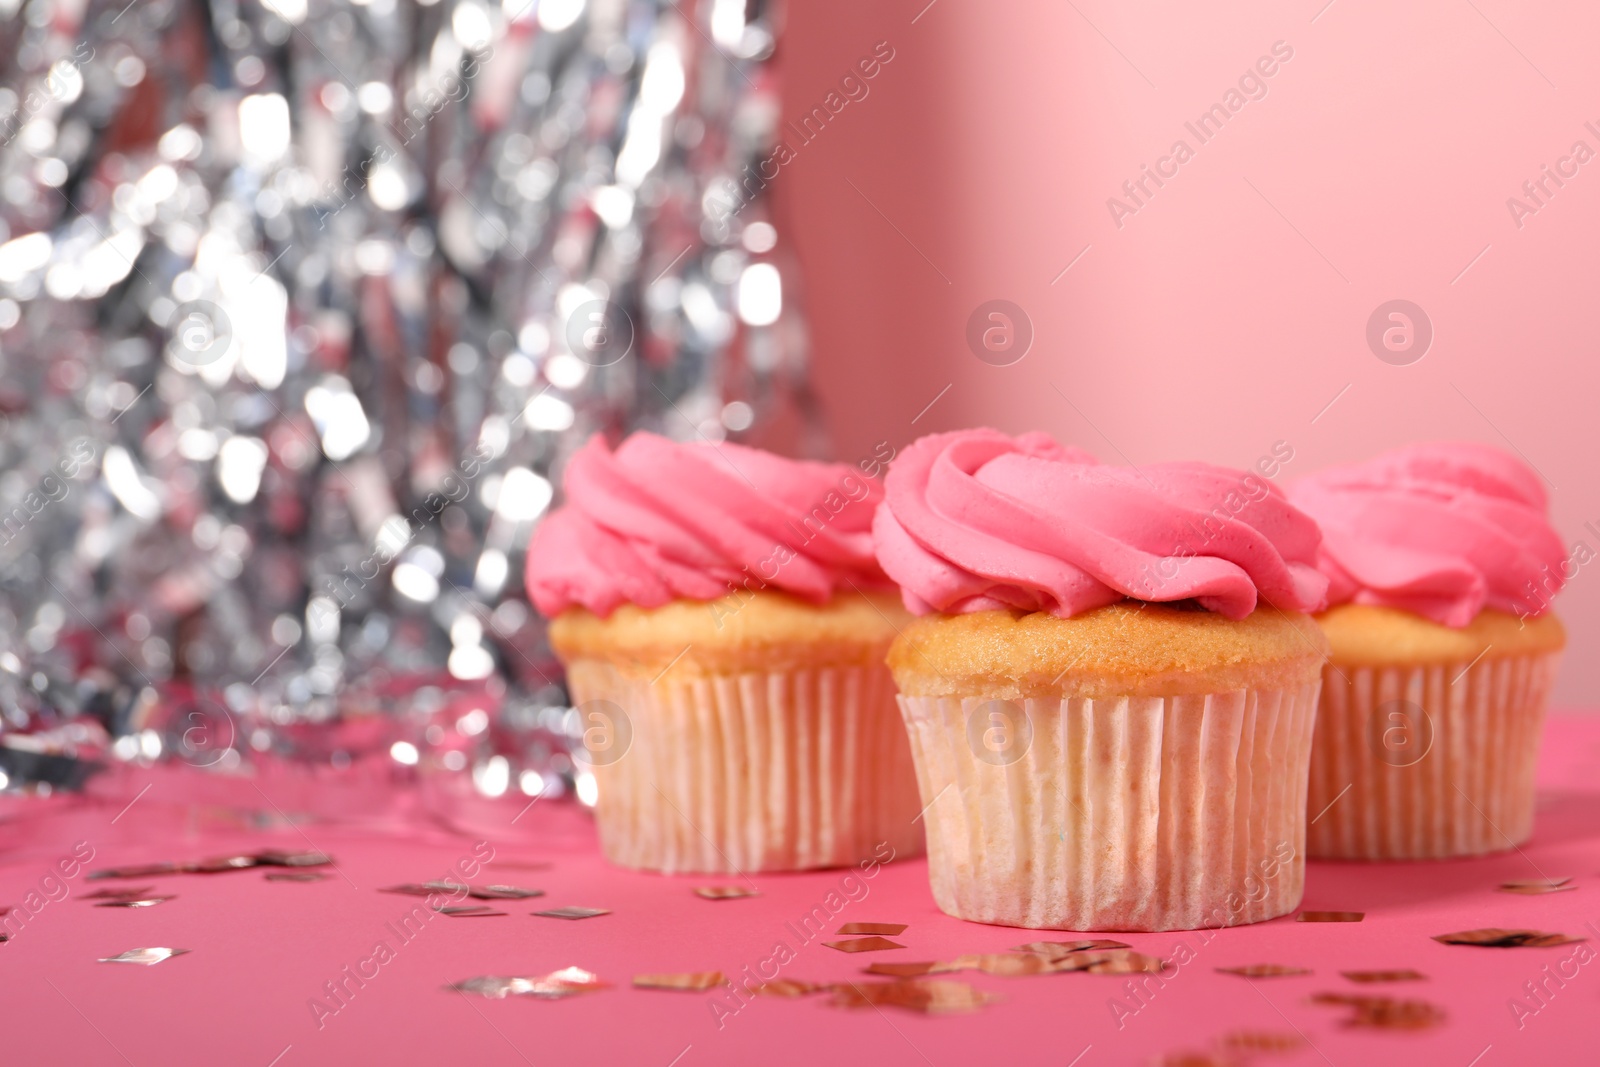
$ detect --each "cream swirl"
[526,433,890,617]
[1287,441,1565,626]
[872,429,1327,619]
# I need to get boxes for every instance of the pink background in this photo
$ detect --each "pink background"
[776,0,1600,706]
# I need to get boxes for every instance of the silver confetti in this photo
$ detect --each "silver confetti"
[99,947,191,965]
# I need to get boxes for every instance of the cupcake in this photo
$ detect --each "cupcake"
[874,429,1330,931]
[526,432,922,873]
[1288,442,1567,860]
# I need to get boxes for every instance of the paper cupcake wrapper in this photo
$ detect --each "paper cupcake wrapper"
[565,659,924,874]
[896,682,1319,931]
[1306,651,1560,860]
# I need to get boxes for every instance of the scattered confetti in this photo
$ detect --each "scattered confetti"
[1055,949,1170,975]
[89,863,182,880]
[633,972,729,991]
[82,886,158,900]
[91,852,332,880]
[466,886,545,900]
[1432,928,1585,948]
[254,850,333,868]
[450,967,610,999]
[534,907,611,921]
[863,946,1168,979]
[752,979,830,997]
[436,906,508,917]
[1298,911,1364,923]
[190,856,258,873]
[837,922,908,936]
[694,886,760,900]
[1312,992,1446,1030]
[381,884,437,897]
[94,897,175,909]
[864,961,944,978]
[265,873,330,883]
[1014,939,1131,957]
[99,948,190,965]
[1343,969,1426,983]
[1218,1030,1307,1054]
[1216,964,1312,978]
[450,976,537,998]
[830,980,996,1015]
[946,953,1065,977]
[867,955,1062,978]
[824,936,905,953]
[381,882,470,897]
[386,880,542,900]
[1499,879,1575,895]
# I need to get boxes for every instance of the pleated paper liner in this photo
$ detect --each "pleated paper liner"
[565,658,924,874]
[1305,651,1560,860]
[896,681,1319,931]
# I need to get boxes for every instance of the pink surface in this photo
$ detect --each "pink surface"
[777,0,1600,707]
[5,718,1600,1066]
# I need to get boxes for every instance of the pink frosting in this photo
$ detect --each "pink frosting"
[872,429,1328,620]
[526,433,890,617]
[1286,442,1565,626]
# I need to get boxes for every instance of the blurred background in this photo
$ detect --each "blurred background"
[0,0,817,799]
[2,0,1596,797]
[782,0,1600,702]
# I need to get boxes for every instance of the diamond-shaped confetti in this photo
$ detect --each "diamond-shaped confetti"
[436,905,508,917]
[837,922,907,936]
[99,948,190,965]
[829,979,995,1015]
[450,967,609,999]
[864,961,945,978]
[1216,964,1311,978]
[533,907,610,920]
[191,856,261,873]
[1342,969,1425,983]
[752,979,829,997]
[1433,928,1584,948]
[381,881,468,897]
[1053,949,1169,975]
[467,885,544,900]
[89,863,182,880]
[254,850,332,868]
[633,972,729,991]
[1498,878,1575,895]
[1014,939,1130,957]
[1218,1031,1307,1053]
[824,936,904,953]
[944,953,1060,977]
[694,886,760,900]
[1312,992,1446,1030]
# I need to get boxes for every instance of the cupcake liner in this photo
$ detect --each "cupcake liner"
[896,682,1320,931]
[1306,651,1560,860]
[565,659,924,874]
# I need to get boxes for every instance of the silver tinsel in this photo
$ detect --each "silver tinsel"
[0,0,812,793]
